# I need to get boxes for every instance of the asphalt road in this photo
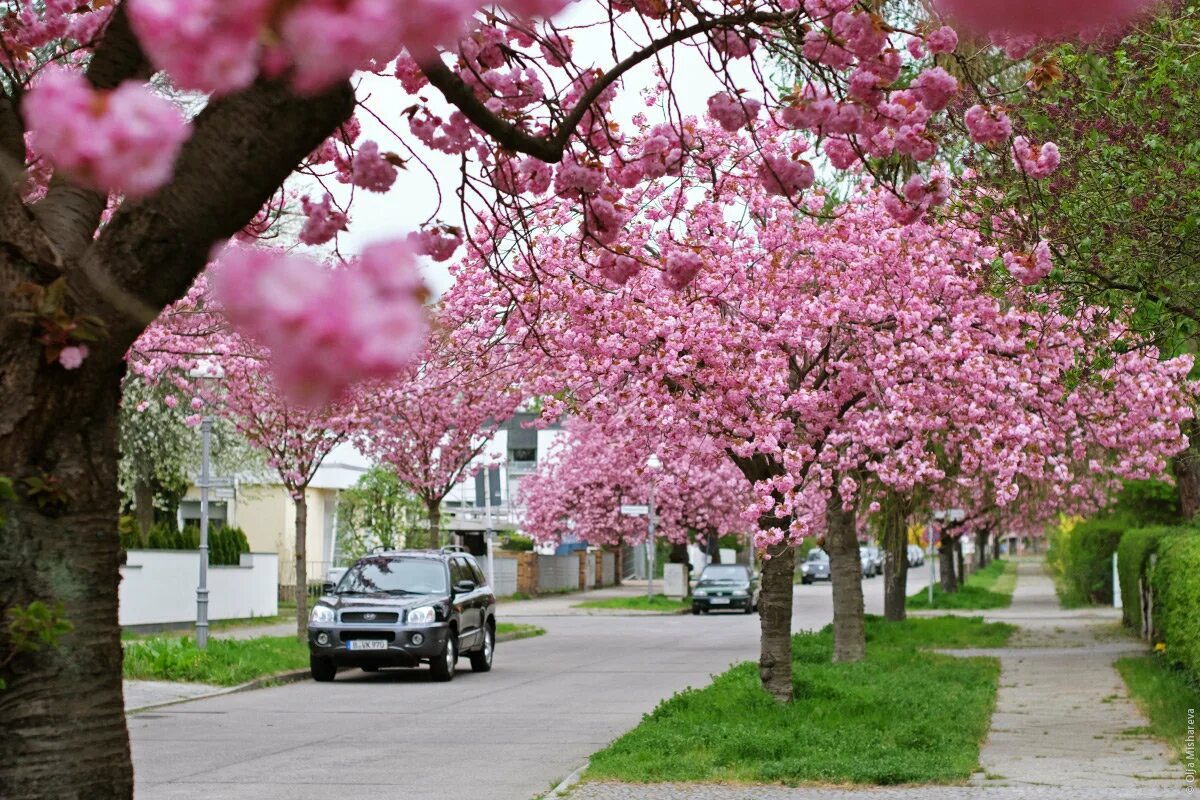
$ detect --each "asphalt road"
[130,569,930,800]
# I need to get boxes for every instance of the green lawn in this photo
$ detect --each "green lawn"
[586,615,1012,786]
[496,622,545,640]
[908,558,1017,610]
[1116,655,1200,761]
[123,635,309,685]
[573,594,690,612]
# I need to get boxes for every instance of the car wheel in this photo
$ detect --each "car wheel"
[430,634,457,682]
[743,601,754,614]
[469,625,494,673]
[801,577,811,585]
[691,607,701,615]
[310,656,337,683]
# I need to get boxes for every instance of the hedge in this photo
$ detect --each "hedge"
[119,516,249,566]
[1115,526,1188,630]
[1152,534,1200,679]
[1050,517,1127,605]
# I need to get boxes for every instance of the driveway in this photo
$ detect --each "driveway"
[130,569,928,800]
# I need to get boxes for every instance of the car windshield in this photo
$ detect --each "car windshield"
[700,565,747,582]
[336,557,448,596]
[807,550,828,562]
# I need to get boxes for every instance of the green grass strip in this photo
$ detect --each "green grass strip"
[586,615,1012,786]
[1116,655,1200,762]
[496,622,545,640]
[573,594,690,612]
[123,635,309,686]
[908,558,1017,610]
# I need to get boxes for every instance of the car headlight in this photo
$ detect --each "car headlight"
[800,564,810,573]
[693,589,708,597]
[407,605,436,624]
[310,605,334,624]
[732,589,748,597]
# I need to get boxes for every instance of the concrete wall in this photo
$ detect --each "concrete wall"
[492,556,518,597]
[601,551,616,586]
[537,554,578,593]
[120,550,278,626]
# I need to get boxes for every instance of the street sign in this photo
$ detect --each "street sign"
[619,504,649,516]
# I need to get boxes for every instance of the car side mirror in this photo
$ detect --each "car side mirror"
[453,579,476,594]
[321,581,335,594]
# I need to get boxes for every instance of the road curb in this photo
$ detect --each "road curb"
[127,668,310,714]
[545,760,588,798]
[128,630,544,714]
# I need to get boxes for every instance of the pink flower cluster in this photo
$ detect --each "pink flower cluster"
[1004,242,1053,285]
[934,0,1157,40]
[964,104,1013,145]
[707,92,761,132]
[298,194,349,246]
[408,226,464,262]
[22,66,190,197]
[348,141,398,193]
[211,241,427,405]
[1012,136,1061,178]
[758,154,816,197]
[663,250,702,291]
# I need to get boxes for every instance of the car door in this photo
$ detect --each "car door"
[450,557,481,649]
[465,556,493,631]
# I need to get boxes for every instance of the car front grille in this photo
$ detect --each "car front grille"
[340,611,399,623]
[340,630,396,642]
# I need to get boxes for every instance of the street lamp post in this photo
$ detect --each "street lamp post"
[645,453,662,600]
[197,416,212,650]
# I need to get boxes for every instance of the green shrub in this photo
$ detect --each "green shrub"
[1152,534,1200,678]
[500,533,534,552]
[146,520,176,549]
[1058,517,1127,605]
[1116,526,1189,630]
[118,515,142,550]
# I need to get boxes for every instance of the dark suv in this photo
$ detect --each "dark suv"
[307,549,496,682]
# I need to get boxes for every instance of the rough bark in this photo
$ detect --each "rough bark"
[826,487,866,663]
[881,495,909,622]
[705,530,722,564]
[0,54,354,799]
[757,542,795,702]
[427,499,442,550]
[954,536,966,584]
[975,528,990,570]
[992,532,1001,562]
[1173,419,1200,521]
[938,535,958,593]
[133,479,155,539]
[293,493,308,638]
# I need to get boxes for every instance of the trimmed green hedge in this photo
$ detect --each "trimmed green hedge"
[1152,534,1200,678]
[1116,526,1188,630]
[119,516,249,566]
[1049,517,1126,605]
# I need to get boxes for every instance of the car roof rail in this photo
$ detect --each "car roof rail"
[440,544,469,554]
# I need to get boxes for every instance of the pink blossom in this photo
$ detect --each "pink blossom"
[662,250,702,291]
[408,227,464,262]
[964,104,1013,145]
[758,154,815,197]
[58,345,88,370]
[707,93,761,132]
[184,414,204,427]
[912,67,958,112]
[823,137,859,169]
[164,394,179,409]
[298,194,349,246]
[23,66,190,197]
[934,0,1156,40]
[349,141,398,193]
[925,25,959,54]
[1004,242,1053,285]
[1011,136,1061,178]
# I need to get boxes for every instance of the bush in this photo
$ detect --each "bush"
[1152,534,1200,679]
[118,515,142,550]
[132,521,247,565]
[500,533,535,551]
[1051,517,1127,605]
[1116,526,1188,630]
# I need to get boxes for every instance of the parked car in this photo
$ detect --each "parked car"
[859,548,874,578]
[861,546,883,576]
[907,544,925,567]
[692,564,759,614]
[307,548,496,683]
[798,548,830,584]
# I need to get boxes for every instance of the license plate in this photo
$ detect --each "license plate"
[348,639,387,651]
[709,597,730,604]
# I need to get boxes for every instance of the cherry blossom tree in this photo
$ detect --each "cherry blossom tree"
[129,278,359,637]
[520,419,749,556]
[355,341,525,550]
[0,0,1167,794]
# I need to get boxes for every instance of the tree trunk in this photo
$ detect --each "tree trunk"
[881,498,909,622]
[954,536,966,584]
[757,542,794,702]
[826,488,866,663]
[992,532,1001,562]
[293,493,308,638]
[939,535,958,593]
[976,528,989,570]
[133,478,155,540]
[426,498,441,550]
[1173,419,1200,520]
[0,375,133,800]
[706,531,722,564]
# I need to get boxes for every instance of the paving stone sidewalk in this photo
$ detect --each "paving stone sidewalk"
[561,559,1189,800]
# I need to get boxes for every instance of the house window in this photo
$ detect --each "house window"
[509,447,536,463]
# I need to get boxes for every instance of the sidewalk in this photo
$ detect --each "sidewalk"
[560,559,1189,800]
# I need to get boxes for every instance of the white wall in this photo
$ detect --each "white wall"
[119,550,279,627]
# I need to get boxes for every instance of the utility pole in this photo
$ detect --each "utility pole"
[196,417,212,650]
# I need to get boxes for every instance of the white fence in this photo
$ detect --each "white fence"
[120,550,279,627]
[601,551,616,586]
[537,554,578,592]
